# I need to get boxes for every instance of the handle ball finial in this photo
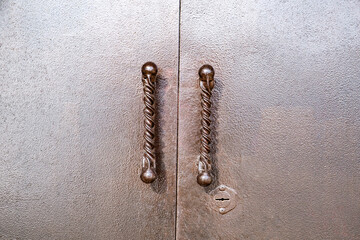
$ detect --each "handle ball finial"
[142,62,158,76]
[141,168,156,183]
[197,172,212,186]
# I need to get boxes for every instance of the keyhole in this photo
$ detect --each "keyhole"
[214,191,231,208]
[215,198,229,201]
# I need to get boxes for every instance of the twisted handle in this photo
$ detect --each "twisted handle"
[197,64,215,186]
[140,62,158,183]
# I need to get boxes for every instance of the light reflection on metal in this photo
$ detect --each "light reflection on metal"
[140,62,157,183]
[197,64,215,186]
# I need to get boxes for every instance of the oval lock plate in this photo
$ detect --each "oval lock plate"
[208,185,237,215]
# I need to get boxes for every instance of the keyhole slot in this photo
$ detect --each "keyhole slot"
[215,198,230,201]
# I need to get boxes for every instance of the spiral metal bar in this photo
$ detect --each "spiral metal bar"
[140,62,157,183]
[197,64,215,186]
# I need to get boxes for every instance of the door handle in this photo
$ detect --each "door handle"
[140,62,158,183]
[197,64,215,186]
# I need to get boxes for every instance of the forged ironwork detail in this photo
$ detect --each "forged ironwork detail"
[197,64,215,186]
[209,185,238,214]
[140,62,158,183]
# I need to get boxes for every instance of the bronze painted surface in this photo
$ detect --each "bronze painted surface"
[0,1,179,239]
[178,0,360,239]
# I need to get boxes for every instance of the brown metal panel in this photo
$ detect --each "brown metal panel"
[0,1,178,239]
[178,0,360,239]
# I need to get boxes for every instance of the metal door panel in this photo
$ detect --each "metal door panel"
[0,1,179,239]
[178,0,360,239]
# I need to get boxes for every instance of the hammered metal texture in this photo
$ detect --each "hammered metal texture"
[0,1,179,239]
[178,0,360,239]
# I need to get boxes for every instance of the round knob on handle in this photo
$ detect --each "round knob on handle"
[199,64,214,79]
[197,172,213,186]
[140,168,156,183]
[142,62,158,78]
[199,64,215,90]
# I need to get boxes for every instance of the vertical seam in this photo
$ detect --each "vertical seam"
[175,0,181,239]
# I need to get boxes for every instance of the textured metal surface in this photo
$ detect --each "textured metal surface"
[197,65,215,186]
[0,1,179,239]
[141,62,158,183]
[178,0,360,239]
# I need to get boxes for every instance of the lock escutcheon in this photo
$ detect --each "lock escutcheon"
[208,184,238,215]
